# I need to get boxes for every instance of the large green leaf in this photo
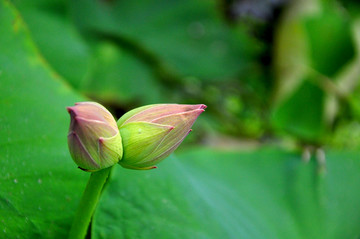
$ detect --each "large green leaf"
[11,0,92,89]
[93,148,360,239]
[71,0,257,81]
[11,0,164,105]
[0,1,87,238]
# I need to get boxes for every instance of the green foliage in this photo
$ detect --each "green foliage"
[70,0,255,80]
[272,0,360,143]
[94,148,360,239]
[12,0,265,137]
[2,0,360,238]
[304,1,355,78]
[272,80,325,141]
[0,1,87,237]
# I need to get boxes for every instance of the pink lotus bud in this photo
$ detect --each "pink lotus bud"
[67,102,123,172]
[117,104,206,170]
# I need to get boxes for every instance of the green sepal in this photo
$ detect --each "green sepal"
[119,121,173,168]
[98,131,123,168]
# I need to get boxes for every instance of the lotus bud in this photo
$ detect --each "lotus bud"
[117,104,206,170]
[67,102,123,172]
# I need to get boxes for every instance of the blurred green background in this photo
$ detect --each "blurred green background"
[2,0,360,238]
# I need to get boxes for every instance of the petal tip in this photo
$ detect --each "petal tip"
[66,107,74,114]
[199,104,207,110]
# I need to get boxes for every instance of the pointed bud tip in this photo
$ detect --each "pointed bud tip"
[199,104,207,110]
[66,107,73,114]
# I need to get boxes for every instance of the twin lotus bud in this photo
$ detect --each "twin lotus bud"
[67,102,206,172]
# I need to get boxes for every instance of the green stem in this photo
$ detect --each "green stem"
[68,166,112,239]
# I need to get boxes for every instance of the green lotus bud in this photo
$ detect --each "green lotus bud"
[117,104,206,170]
[67,102,123,172]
